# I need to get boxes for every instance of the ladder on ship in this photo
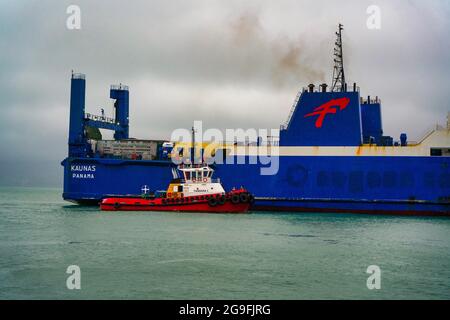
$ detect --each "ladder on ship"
[282,90,301,130]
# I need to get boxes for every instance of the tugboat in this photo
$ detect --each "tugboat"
[100,162,254,213]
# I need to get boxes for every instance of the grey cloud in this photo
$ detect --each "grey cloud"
[0,0,449,187]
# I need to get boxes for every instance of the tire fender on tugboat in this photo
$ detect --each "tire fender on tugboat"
[231,194,240,204]
[239,193,249,203]
[208,197,218,207]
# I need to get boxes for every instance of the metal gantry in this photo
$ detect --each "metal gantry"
[331,24,346,92]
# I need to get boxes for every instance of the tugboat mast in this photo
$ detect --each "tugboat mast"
[331,23,346,92]
[191,126,195,164]
[191,126,201,164]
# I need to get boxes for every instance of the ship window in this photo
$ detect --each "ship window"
[185,172,191,180]
[178,186,183,192]
[430,148,443,156]
[431,148,450,156]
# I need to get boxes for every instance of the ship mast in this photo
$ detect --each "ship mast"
[191,126,196,164]
[331,23,346,92]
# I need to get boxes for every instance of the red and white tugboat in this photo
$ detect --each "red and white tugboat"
[100,163,254,213]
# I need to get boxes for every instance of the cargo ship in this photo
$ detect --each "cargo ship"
[62,25,450,215]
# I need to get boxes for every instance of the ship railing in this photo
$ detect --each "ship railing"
[266,136,280,146]
[178,163,209,169]
[110,84,129,91]
[412,124,443,145]
[360,97,381,104]
[175,178,221,183]
[301,84,360,93]
[85,113,116,124]
[72,73,85,80]
[283,90,302,130]
[223,137,279,146]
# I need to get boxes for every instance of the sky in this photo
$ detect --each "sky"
[0,0,449,187]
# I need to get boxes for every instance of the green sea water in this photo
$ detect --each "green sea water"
[0,187,449,300]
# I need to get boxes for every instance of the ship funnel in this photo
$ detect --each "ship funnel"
[308,84,315,93]
[320,83,328,93]
[400,133,407,147]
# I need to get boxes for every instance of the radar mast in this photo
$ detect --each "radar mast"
[331,23,346,92]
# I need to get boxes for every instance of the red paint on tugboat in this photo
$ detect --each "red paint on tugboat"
[101,189,253,213]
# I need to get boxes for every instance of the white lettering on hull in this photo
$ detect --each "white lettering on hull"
[70,165,96,179]
[70,165,96,172]
[72,173,94,179]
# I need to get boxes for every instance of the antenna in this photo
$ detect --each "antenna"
[331,24,346,92]
[191,126,196,164]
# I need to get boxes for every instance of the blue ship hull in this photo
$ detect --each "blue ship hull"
[62,155,450,215]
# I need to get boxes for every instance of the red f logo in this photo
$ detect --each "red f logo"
[304,97,350,128]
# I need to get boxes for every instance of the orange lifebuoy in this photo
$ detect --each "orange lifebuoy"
[203,178,207,182]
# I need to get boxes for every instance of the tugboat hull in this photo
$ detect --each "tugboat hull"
[100,191,253,213]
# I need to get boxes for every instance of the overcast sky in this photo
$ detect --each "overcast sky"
[1,0,449,187]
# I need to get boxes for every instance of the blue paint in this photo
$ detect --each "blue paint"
[110,87,129,140]
[68,74,90,157]
[280,91,362,146]
[361,102,383,144]
[61,155,450,214]
[400,133,408,146]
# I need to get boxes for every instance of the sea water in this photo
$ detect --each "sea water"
[0,187,449,299]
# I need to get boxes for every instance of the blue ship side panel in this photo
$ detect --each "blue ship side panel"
[68,76,91,157]
[68,77,85,146]
[361,102,383,144]
[62,156,450,213]
[215,156,450,202]
[62,158,173,201]
[280,91,362,146]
